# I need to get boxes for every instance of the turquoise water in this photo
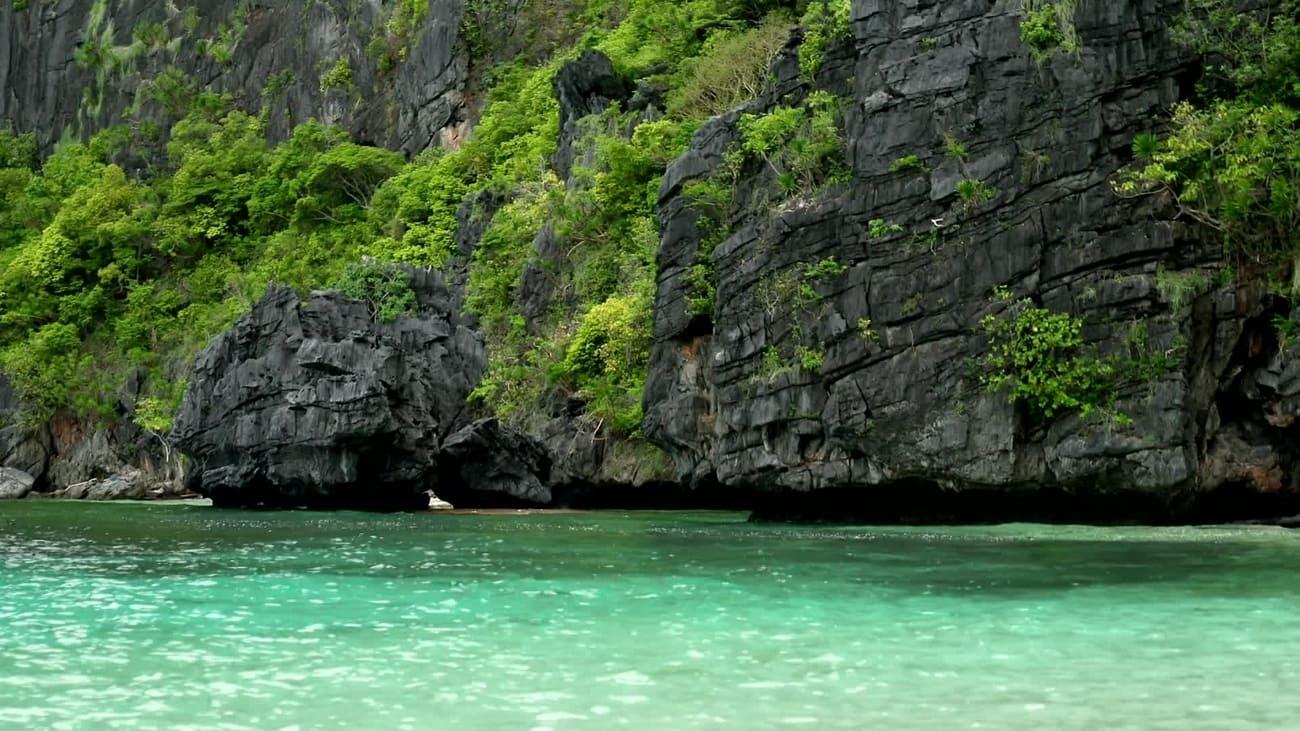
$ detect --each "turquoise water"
[2,503,1299,730]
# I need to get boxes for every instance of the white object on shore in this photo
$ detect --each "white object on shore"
[426,490,454,511]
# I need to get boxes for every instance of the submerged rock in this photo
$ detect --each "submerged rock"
[0,467,34,500]
[173,267,486,509]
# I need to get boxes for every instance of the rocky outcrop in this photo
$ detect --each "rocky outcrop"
[53,469,149,501]
[436,418,553,506]
[552,49,631,178]
[172,267,486,509]
[0,467,34,499]
[1,0,468,155]
[1,373,179,497]
[643,0,1300,515]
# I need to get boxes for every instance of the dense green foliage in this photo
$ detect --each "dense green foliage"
[0,110,404,424]
[797,0,851,77]
[333,260,417,322]
[731,90,850,196]
[980,303,1118,420]
[1116,0,1300,291]
[0,0,847,441]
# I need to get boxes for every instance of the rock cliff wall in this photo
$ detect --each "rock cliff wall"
[644,0,1300,516]
[1,0,467,155]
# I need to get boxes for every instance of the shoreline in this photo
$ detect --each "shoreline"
[6,495,1298,529]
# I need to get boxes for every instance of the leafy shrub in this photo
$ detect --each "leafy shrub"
[734,91,849,196]
[802,256,847,281]
[942,133,969,161]
[868,218,904,238]
[0,323,102,422]
[796,344,825,371]
[669,14,790,119]
[857,317,878,343]
[1018,1,1079,60]
[889,154,927,173]
[980,303,1117,419]
[956,178,994,209]
[1116,0,1299,291]
[319,57,353,92]
[980,300,1173,421]
[333,260,417,322]
[1154,266,1209,311]
[682,179,734,317]
[554,293,654,433]
[798,0,851,77]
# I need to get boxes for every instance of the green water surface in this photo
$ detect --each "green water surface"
[1,501,1298,730]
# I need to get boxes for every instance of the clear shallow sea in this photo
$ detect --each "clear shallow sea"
[2,502,1299,730]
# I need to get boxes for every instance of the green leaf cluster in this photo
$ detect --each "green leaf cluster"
[979,301,1173,422]
[733,90,850,196]
[333,261,417,322]
[1018,1,1079,60]
[1116,0,1300,292]
[798,0,851,77]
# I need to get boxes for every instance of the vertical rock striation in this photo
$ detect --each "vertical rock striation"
[645,0,1299,514]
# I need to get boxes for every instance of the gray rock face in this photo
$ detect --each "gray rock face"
[436,418,552,506]
[644,0,1295,510]
[172,267,486,509]
[0,467,34,500]
[1,0,468,155]
[552,50,630,178]
[55,470,148,501]
[0,375,50,480]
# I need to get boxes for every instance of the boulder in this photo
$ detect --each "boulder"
[436,418,552,506]
[0,467,34,500]
[173,267,486,509]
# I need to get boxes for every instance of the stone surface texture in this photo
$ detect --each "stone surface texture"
[643,0,1294,506]
[0,0,468,155]
[0,467,35,500]
[172,267,486,508]
[436,418,553,506]
[9,0,1300,515]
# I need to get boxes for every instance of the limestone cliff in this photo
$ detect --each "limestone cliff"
[644,0,1300,518]
[5,0,1299,520]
